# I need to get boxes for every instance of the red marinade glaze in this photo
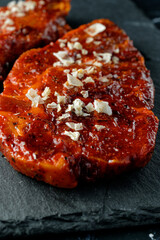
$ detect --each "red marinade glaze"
[0,19,158,188]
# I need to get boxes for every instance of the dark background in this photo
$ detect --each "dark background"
[1,0,160,239]
[134,0,160,29]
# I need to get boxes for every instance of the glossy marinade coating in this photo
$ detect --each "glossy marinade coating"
[0,0,71,81]
[0,19,158,188]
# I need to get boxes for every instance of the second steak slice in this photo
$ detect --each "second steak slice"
[0,0,71,80]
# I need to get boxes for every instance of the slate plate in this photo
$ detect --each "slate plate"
[0,0,160,238]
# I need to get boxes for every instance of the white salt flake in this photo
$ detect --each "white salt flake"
[1,17,15,31]
[114,48,120,53]
[60,42,66,48]
[81,90,89,98]
[53,61,62,67]
[76,59,82,65]
[62,131,80,141]
[73,98,84,116]
[47,102,57,108]
[95,125,105,131]
[16,12,25,17]
[39,0,45,5]
[113,74,118,78]
[113,147,119,152]
[57,104,61,112]
[85,23,106,36]
[42,87,51,100]
[26,88,44,107]
[112,56,119,64]
[67,41,83,51]
[67,42,73,50]
[54,92,59,96]
[57,113,70,120]
[10,6,18,13]
[5,26,16,32]
[8,1,36,13]
[83,77,95,83]
[94,41,101,45]
[85,103,94,112]
[33,153,37,159]
[77,69,85,79]
[0,11,10,19]
[65,104,74,112]
[63,81,72,89]
[86,37,94,43]
[93,51,112,63]
[54,91,67,104]
[82,49,88,55]
[94,100,112,116]
[99,76,110,83]
[53,51,74,66]
[71,69,78,78]
[58,39,67,43]
[107,73,113,78]
[66,122,83,131]
[85,66,97,74]
[73,42,83,50]
[93,61,102,67]
[24,1,36,11]
[76,53,82,59]
[85,60,94,65]
[57,95,67,104]
[64,69,70,74]
[71,69,85,79]
[4,18,14,26]
[71,37,79,42]
[67,73,83,87]
[72,99,89,117]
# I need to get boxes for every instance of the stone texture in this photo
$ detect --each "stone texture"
[0,0,160,237]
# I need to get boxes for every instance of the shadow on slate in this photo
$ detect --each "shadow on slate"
[0,0,160,238]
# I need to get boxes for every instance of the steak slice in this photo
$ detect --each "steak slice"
[0,19,158,188]
[0,0,71,81]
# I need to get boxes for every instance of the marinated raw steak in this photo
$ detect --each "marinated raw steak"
[0,0,71,80]
[0,19,158,188]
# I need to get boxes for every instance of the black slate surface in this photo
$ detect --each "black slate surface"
[133,0,160,29]
[0,0,160,238]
